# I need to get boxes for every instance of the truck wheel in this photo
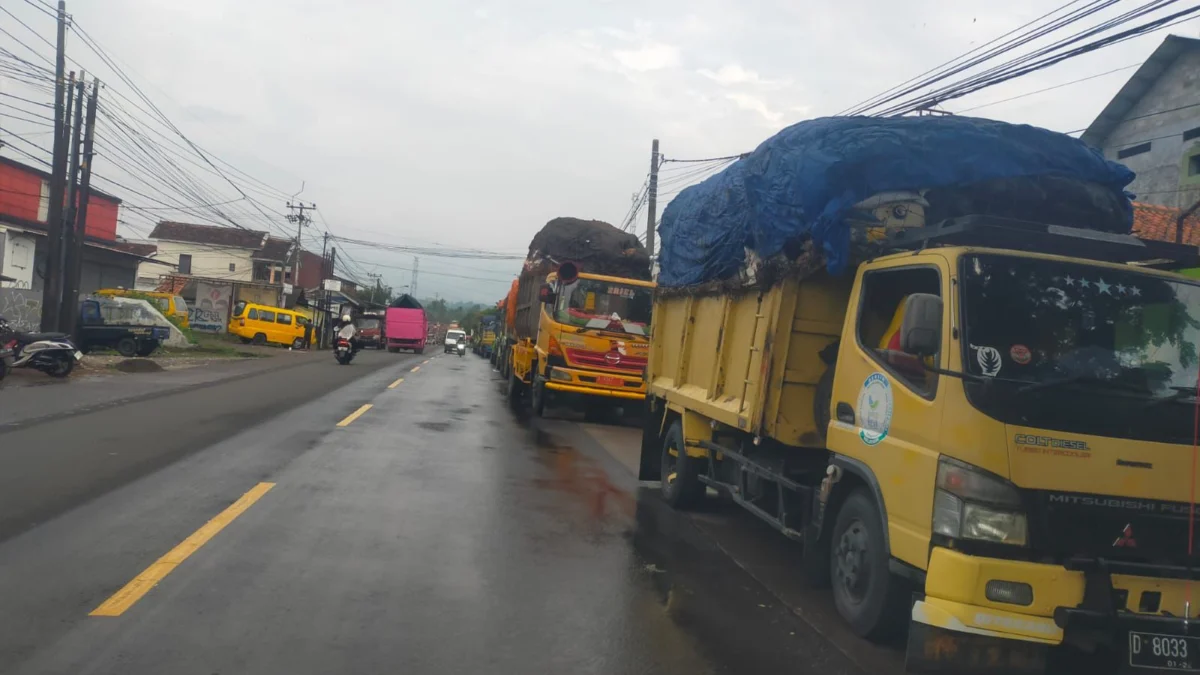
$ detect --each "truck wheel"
[252,333,267,346]
[292,338,305,350]
[388,347,399,353]
[116,337,138,357]
[531,377,548,417]
[829,489,907,640]
[136,342,159,357]
[660,421,705,509]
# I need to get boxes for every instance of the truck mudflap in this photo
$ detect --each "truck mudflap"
[905,619,1049,675]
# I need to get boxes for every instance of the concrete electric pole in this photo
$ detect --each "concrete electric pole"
[286,201,316,293]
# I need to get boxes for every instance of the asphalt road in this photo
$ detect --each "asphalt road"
[0,348,413,541]
[0,350,897,675]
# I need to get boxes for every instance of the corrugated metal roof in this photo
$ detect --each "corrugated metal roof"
[1080,35,1200,147]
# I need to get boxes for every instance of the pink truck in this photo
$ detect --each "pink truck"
[385,295,427,354]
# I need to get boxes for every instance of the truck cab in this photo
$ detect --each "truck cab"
[512,263,654,417]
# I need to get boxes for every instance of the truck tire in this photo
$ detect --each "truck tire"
[829,489,907,640]
[388,347,399,353]
[136,341,159,357]
[660,421,705,509]
[116,337,138,357]
[252,333,267,346]
[292,338,305,350]
[531,377,548,417]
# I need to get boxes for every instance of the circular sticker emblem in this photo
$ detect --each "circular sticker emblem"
[1010,344,1031,365]
[857,373,893,446]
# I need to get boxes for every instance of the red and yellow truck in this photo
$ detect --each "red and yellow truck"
[507,218,654,419]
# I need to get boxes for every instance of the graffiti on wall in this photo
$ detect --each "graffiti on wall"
[0,287,43,331]
[190,281,232,333]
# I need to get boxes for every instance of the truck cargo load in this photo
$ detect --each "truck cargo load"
[657,116,1135,287]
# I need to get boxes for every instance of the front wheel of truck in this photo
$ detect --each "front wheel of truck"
[531,377,548,417]
[830,489,907,640]
[660,421,704,509]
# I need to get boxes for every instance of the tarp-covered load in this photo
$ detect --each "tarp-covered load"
[389,294,423,310]
[657,116,1136,288]
[527,217,652,281]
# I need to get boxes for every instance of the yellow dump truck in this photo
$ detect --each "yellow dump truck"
[508,217,654,418]
[640,116,1200,673]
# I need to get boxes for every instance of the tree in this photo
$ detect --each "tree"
[361,283,393,308]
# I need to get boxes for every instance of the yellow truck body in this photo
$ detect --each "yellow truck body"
[643,232,1200,673]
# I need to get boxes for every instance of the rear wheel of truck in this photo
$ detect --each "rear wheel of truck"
[116,337,138,357]
[830,489,907,640]
[660,421,705,509]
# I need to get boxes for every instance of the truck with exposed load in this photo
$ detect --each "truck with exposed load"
[385,295,426,354]
[507,217,654,418]
[638,115,1200,674]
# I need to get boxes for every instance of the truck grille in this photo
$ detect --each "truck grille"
[565,348,645,373]
[1029,490,1200,567]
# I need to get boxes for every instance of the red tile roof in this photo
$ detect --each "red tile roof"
[1132,202,1200,246]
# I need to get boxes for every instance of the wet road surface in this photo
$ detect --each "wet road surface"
[0,351,898,674]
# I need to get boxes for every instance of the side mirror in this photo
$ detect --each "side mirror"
[899,293,942,357]
[538,284,557,305]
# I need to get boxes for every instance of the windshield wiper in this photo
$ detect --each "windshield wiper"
[1018,374,1150,396]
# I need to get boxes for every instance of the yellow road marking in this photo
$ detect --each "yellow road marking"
[90,482,275,617]
[411,366,420,373]
[387,377,404,389]
[337,404,373,427]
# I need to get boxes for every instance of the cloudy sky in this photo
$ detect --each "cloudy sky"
[2,0,1197,301]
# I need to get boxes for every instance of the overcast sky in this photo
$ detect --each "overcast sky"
[3,0,1198,302]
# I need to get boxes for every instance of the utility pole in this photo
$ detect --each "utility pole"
[41,1,70,332]
[61,77,97,335]
[411,256,419,297]
[646,138,659,259]
[285,201,316,294]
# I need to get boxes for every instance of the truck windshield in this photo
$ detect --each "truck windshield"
[961,253,1200,444]
[357,318,379,330]
[555,279,652,336]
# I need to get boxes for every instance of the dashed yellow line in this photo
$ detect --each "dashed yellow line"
[90,482,275,617]
[336,404,373,427]
[411,366,420,373]
[388,377,404,389]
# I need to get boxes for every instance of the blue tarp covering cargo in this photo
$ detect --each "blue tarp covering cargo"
[656,116,1136,288]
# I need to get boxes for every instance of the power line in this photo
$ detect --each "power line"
[952,63,1139,113]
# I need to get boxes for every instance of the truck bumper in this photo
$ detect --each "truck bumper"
[546,365,645,401]
[908,547,1200,673]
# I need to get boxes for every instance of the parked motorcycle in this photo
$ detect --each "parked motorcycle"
[335,337,355,365]
[0,315,81,378]
[456,342,466,357]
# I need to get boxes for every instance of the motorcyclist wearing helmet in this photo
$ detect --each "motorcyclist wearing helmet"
[337,314,360,353]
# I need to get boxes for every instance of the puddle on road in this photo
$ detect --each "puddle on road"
[417,421,451,432]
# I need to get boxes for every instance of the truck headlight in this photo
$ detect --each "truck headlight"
[932,457,1028,546]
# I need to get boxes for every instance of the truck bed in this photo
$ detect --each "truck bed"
[648,274,851,448]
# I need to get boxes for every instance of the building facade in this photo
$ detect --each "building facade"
[1081,35,1200,211]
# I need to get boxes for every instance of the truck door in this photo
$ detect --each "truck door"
[829,259,948,570]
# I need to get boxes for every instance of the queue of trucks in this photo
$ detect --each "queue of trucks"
[490,116,1200,674]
